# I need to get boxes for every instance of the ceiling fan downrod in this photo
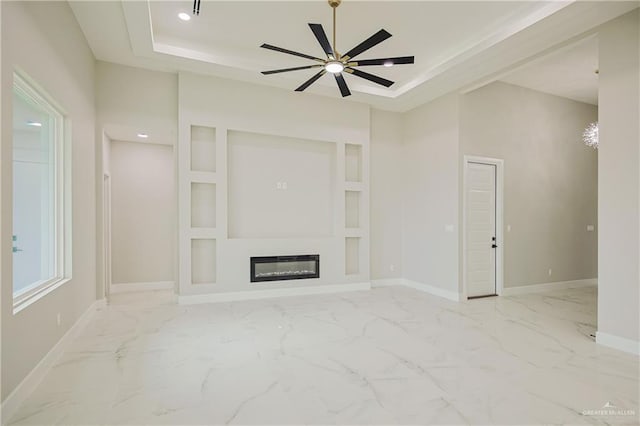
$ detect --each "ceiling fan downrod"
[329,0,341,59]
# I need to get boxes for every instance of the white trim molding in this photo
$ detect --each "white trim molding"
[12,71,72,315]
[371,278,404,288]
[373,278,461,302]
[1,299,107,424]
[402,279,461,302]
[109,281,175,294]
[178,282,371,305]
[596,331,640,356]
[502,278,597,296]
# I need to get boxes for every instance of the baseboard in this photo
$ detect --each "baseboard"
[502,278,597,296]
[1,298,106,424]
[110,281,174,294]
[401,279,461,302]
[596,331,640,356]
[371,278,404,288]
[178,282,371,305]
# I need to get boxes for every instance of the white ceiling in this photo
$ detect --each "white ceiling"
[149,1,545,87]
[68,1,638,111]
[103,123,176,146]
[500,35,599,105]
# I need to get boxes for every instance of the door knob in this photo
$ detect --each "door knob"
[491,244,498,248]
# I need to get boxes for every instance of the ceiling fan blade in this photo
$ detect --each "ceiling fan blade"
[352,56,414,66]
[262,65,323,75]
[295,70,327,92]
[334,73,351,97]
[260,44,324,62]
[343,29,392,60]
[308,24,334,58]
[345,68,394,87]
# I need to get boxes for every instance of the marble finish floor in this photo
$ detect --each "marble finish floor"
[8,286,639,425]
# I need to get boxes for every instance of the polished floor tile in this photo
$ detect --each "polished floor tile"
[8,286,639,425]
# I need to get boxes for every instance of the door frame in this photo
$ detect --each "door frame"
[462,156,504,299]
[103,172,112,298]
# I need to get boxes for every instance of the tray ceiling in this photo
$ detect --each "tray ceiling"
[69,1,638,111]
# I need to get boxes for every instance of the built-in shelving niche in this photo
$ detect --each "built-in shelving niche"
[189,125,217,287]
[345,190,360,229]
[191,126,216,173]
[183,125,369,290]
[191,239,216,284]
[345,143,362,183]
[345,237,360,275]
[344,142,363,277]
[191,182,216,228]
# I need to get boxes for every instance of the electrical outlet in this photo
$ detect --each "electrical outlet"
[507,225,512,232]
[390,264,395,272]
[56,313,61,326]
[587,225,595,232]
[548,268,552,277]
[282,182,288,190]
[276,182,282,190]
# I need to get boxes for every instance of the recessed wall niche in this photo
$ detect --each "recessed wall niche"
[227,130,336,239]
[191,126,216,172]
[191,182,216,228]
[191,239,216,284]
[345,191,360,228]
[345,143,362,183]
[345,237,360,275]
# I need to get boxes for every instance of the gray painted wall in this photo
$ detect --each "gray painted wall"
[461,81,598,288]
[1,1,96,400]
[402,94,461,293]
[370,109,403,280]
[110,140,175,285]
[95,62,179,299]
[597,9,639,344]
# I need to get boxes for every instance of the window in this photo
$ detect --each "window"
[12,72,70,313]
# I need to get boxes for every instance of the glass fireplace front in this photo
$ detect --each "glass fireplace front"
[250,255,320,282]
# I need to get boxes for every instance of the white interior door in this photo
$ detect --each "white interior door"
[466,162,497,298]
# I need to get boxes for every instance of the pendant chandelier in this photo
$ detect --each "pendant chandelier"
[583,122,599,149]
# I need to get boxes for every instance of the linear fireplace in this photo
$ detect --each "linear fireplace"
[250,255,320,282]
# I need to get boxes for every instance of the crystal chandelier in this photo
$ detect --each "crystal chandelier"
[583,122,599,149]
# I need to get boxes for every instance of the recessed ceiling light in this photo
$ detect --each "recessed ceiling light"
[26,121,42,127]
[178,12,191,21]
[137,133,149,139]
[325,61,344,74]
[383,61,394,67]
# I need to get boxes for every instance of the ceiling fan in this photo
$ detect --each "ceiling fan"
[260,0,415,97]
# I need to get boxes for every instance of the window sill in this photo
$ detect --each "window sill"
[13,277,71,315]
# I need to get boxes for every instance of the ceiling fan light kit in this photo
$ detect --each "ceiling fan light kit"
[325,61,344,73]
[260,0,415,97]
